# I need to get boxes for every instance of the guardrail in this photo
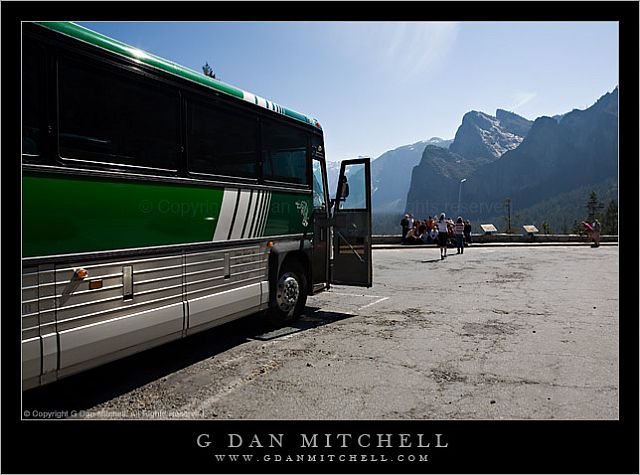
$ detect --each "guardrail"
[372,234,618,245]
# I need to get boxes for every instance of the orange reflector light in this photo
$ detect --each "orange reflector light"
[267,241,274,248]
[89,280,103,290]
[75,268,89,280]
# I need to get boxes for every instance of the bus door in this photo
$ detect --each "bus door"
[331,158,372,287]
[311,156,330,292]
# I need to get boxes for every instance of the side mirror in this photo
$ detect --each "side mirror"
[339,177,350,201]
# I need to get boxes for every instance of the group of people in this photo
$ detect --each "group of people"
[400,213,472,260]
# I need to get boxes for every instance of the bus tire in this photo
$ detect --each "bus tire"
[268,259,307,325]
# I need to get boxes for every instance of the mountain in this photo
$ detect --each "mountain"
[326,137,452,209]
[496,109,534,137]
[448,110,532,161]
[405,109,531,219]
[460,88,618,215]
[325,160,342,197]
[370,137,451,214]
[371,109,529,232]
[404,145,491,219]
[423,137,453,149]
[405,88,618,231]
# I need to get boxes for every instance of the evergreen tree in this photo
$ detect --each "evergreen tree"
[586,191,604,222]
[202,62,217,79]
[602,200,618,235]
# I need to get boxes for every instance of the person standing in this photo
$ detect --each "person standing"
[592,219,601,247]
[437,213,449,260]
[455,217,465,254]
[444,218,454,249]
[463,219,472,246]
[400,214,410,243]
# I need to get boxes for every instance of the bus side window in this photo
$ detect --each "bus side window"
[57,56,179,172]
[262,119,308,186]
[22,40,44,162]
[186,100,258,179]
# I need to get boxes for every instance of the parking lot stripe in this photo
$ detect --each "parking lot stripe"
[358,297,390,310]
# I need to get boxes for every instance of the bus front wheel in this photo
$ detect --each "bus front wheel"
[268,259,307,325]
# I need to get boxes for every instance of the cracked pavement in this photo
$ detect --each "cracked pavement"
[23,245,618,420]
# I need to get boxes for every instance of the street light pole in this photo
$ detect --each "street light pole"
[457,178,466,215]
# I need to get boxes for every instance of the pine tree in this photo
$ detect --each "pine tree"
[586,191,604,222]
[202,62,217,79]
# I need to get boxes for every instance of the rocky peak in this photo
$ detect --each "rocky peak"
[496,109,533,137]
[449,110,524,161]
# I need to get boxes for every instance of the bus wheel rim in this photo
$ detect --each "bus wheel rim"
[276,273,299,312]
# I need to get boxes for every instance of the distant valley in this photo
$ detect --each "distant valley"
[331,87,618,235]
[326,137,451,201]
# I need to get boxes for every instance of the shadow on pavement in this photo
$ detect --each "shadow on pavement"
[250,306,354,341]
[22,307,355,416]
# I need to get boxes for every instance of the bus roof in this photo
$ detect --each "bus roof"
[35,21,323,131]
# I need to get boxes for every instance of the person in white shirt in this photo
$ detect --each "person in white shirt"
[437,213,449,260]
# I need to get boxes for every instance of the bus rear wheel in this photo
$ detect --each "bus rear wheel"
[268,260,307,325]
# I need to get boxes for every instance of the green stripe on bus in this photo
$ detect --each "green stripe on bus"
[23,175,223,257]
[263,192,312,236]
[22,175,311,257]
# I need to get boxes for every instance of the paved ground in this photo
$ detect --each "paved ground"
[23,245,619,420]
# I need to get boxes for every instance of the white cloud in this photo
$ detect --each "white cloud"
[510,91,537,110]
[387,22,459,76]
[335,22,460,79]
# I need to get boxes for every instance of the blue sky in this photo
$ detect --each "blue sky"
[79,21,618,162]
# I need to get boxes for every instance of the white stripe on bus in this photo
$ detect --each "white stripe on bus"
[247,189,261,238]
[231,190,251,240]
[243,91,256,105]
[241,190,255,238]
[248,190,262,238]
[226,189,242,240]
[252,190,266,238]
[213,188,239,241]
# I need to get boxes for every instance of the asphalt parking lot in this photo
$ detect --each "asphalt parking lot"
[23,245,619,420]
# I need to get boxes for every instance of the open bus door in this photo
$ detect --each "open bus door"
[330,157,372,287]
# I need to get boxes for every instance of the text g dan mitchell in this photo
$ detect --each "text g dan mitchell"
[196,433,449,449]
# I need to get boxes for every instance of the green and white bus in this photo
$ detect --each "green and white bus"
[22,22,372,390]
